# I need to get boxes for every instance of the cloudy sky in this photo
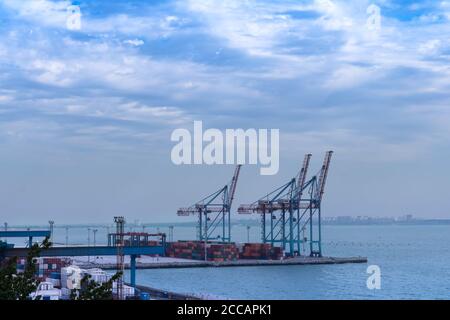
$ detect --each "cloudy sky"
[0,0,449,224]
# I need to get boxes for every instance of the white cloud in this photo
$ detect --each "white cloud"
[324,64,380,89]
[123,39,145,46]
[184,0,300,56]
[282,128,435,164]
[418,39,442,55]
[2,0,185,40]
[2,0,71,28]
[0,95,13,103]
[28,59,81,87]
[1,0,450,154]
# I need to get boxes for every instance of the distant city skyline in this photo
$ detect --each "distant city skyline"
[4,214,450,229]
[1,1,450,224]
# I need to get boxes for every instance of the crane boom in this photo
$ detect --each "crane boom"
[296,154,312,199]
[177,165,242,215]
[228,165,242,208]
[316,151,333,201]
[176,165,243,242]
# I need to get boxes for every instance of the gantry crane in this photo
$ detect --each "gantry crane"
[177,165,242,242]
[294,151,333,257]
[238,151,333,257]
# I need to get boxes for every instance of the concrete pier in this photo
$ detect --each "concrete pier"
[80,256,367,270]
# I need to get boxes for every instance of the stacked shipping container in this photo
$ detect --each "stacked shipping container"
[166,241,208,260]
[240,243,283,260]
[16,257,70,281]
[207,243,239,262]
[166,241,283,261]
[166,241,239,261]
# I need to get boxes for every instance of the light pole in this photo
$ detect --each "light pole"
[169,226,174,242]
[48,220,54,243]
[106,225,110,246]
[87,228,91,263]
[93,229,98,247]
[246,225,251,243]
[65,226,69,246]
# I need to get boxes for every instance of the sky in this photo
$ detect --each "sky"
[0,0,450,224]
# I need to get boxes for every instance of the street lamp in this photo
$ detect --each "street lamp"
[48,220,54,242]
[169,226,174,242]
[87,228,91,263]
[93,229,98,247]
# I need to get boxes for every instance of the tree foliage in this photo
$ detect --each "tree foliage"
[0,238,51,300]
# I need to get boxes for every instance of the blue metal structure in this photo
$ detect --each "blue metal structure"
[1,245,164,288]
[0,229,165,289]
[0,231,51,238]
[1,245,164,258]
[238,151,333,257]
[177,165,242,242]
[0,230,51,247]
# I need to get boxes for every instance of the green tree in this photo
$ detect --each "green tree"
[70,271,122,300]
[0,237,51,300]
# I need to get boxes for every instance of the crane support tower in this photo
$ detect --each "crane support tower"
[177,165,242,242]
[114,216,125,300]
[238,151,333,257]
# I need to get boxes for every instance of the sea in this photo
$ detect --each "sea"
[4,224,450,300]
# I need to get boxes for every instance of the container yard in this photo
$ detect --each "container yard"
[166,241,240,261]
[165,241,283,262]
[0,151,368,300]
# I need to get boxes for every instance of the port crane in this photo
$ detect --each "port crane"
[177,165,242,242]
[238,151,333,257]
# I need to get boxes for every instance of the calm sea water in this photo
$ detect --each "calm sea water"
[135,225,450,300]
[6,224,450,299]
